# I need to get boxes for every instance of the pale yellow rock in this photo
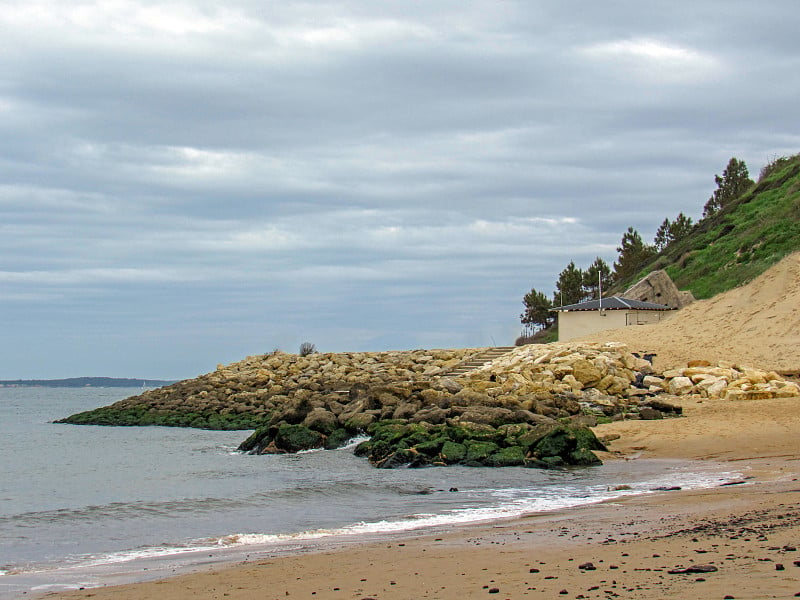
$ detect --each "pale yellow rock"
[662,369,685,379]
[775,386,800,398]
[606,376,630,396]
[724,388,745,401]
[552,364,574,379]
[643,375,665,389]
[562,374,582,392]
[595,374,616,392]
[668,376,694,395]
[741,390,775,400]
[570,359,603,386]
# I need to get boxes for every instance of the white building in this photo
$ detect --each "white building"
[552,296,673,341]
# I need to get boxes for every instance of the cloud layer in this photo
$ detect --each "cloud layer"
[2,1,799,378]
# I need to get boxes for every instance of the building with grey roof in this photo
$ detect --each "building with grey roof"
[551,296,673,341]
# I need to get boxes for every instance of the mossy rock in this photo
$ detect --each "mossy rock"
[344,413,376,431]
[440,440,467,464]
[446,422,501,443]
[238,426,269,452]
[531,425,605,466]
[572,426,607,452]
[375,448,419,469]
[531,425,573,458]
[465,440,499,463]
[517,423,559,450]
[414,437,447,456]
[569,447,602,466]
[324,428,353,450]
[487,446,526,467]
[274,424,324,453]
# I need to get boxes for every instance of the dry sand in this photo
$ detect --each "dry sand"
[40,255,800,600]
[41,394,800,600]
[581,251,800,372]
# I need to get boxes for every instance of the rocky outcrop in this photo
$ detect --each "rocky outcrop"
[352,421,607,469]
[625,269,695,309]
[57,341,800,468]
[58,348,477,430]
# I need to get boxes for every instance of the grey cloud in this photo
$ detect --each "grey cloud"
[1,0,798,378]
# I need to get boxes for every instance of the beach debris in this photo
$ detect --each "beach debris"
[667,564,718,574]
[578,562,596,570]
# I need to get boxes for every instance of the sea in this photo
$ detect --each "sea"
[0,386,745,598]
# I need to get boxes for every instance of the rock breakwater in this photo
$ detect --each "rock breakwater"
[57,342,800,468]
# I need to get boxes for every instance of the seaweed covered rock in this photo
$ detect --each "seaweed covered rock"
[239,423,330,454]
[352,420,606,469]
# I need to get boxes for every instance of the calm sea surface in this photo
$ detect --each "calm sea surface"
[0,386,743,598]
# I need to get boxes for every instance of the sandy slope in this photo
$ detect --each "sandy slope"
[580,251,800,372]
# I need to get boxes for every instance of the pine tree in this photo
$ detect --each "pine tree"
[654,213,694,251]
[520,288,554,330]
[702,157,754,218]
[582,257,613,300]
[613,227,656,282]
[669,212,694,243]
[554,261,585,306]
[654,218,672,252]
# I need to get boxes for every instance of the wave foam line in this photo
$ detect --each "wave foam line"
[2,467,743,577]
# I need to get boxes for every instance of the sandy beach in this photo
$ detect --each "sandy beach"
[39,392,800,600]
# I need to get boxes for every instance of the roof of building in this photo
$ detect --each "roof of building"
[552,296,673,312]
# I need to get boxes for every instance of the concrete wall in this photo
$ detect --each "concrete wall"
[558,309,669,341]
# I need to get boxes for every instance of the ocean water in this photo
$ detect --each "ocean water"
[0,386,743,598]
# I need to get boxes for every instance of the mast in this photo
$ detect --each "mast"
[598,271,602,312]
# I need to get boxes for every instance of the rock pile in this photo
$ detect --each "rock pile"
[59,348,476,430]
[58,341,800,468]
[632,360,800,400]
[237,342,673,467]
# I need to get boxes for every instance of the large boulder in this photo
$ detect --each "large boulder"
[624,269,695,309]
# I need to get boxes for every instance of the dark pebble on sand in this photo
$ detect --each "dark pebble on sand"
[579,562,596,570]
[488,587,499,594]
[668,565,718,574]
[529,568,540,573]
[559,590,568,595]
[776,564,785,571]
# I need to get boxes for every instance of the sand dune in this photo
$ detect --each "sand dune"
[581,251,800,371]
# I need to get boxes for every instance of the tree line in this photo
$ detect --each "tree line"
[520,157,754,335]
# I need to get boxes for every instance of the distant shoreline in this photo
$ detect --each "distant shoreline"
[0,377,177,388]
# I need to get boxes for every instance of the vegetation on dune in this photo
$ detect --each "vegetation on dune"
[645,153,800,298]
[520,152,800,338]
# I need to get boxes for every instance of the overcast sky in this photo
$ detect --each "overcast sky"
[2,1,799,379]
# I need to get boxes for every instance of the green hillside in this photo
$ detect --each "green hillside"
[623,153,800,299]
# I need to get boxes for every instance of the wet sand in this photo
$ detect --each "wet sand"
[39,393,800,600]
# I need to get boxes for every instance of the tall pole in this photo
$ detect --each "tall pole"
[598,271,602,311]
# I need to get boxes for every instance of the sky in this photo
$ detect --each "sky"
[2,1,799,380]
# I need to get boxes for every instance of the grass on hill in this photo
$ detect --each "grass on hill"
[621,153,800,299]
